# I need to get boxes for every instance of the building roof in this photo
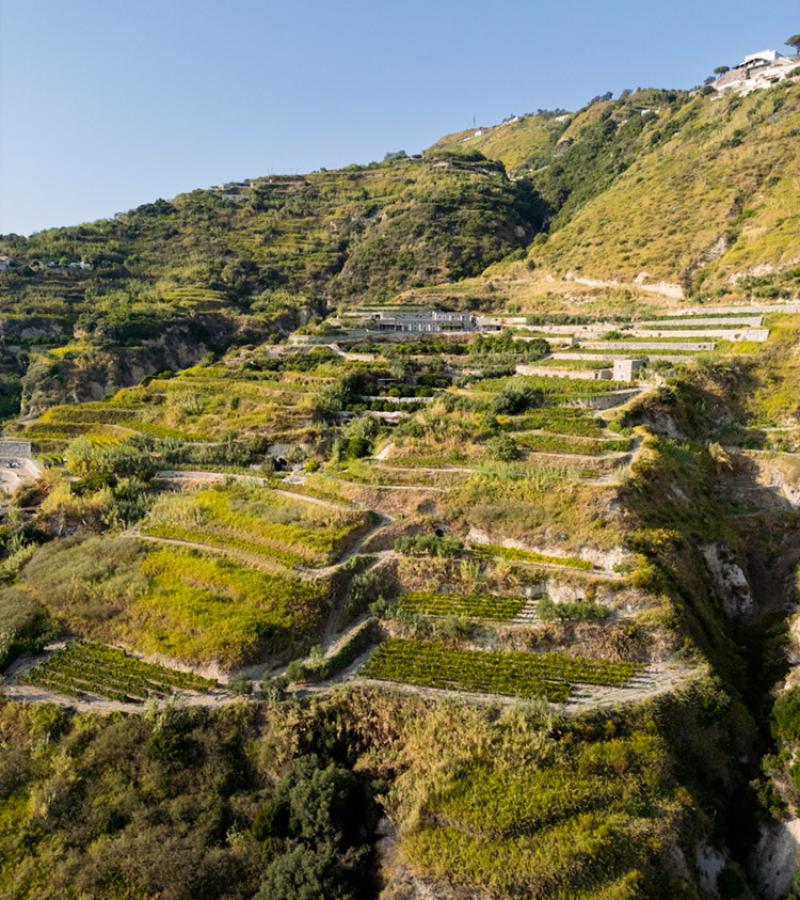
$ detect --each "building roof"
[742,49,782,66]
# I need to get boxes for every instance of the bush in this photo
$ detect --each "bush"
[228,674,253,695]
[491,384,544,415]
[486,434,519,461]
[537,596,609,622]
[771,687,800,742]
[261,673,287,701]
[285,659,308,683]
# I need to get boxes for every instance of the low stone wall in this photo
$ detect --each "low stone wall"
[514,364,612,381]
[582,340,716,352]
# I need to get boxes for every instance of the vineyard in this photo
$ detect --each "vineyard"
[360,639,641,701]
[471,543,594,570]
[471,374,629,396]
[140,481,372,569]
[397,591,526,620]
[19,641,216,703]
[497,409,607,437]
[514,432,631,456]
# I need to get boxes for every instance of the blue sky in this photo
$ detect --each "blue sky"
[1,0,797,235]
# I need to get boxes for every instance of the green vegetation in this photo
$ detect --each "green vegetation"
[20,641,216,703]
[0,703,381,898]
[515,432,630,456]
[397,591,526,620]
[499,409,607,436]
[476,374,629,396]
[537,595,609,622]
[1,64,799,900]
[0,588,54,670]
[11,537,329,667]
[402,719,690,898]
[361,638,640,700]
[471,543,594,570]
[141,481,371,569]
[394,535,464,558]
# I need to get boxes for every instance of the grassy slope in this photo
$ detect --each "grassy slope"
[534,84,800,292]
[432,84,800,301]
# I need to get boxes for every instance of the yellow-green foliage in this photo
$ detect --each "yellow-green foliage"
[133,547,328,665]
[20,640,216,702]
[434,113,564,174]
[447,470,622,551]
[397,591,525,620]
[361,638,640,700]
[741,315,800,425]
[535,85,800,291]
[141,481,370,568]
[403,728,683,897]
[13,536,328,667]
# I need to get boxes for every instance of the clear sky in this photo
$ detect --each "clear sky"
[1,0,797,235]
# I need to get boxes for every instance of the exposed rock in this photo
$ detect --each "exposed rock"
[750,818,800,899]
[695,842,726,895]
[701,543,753,617]
[19,313,274,416]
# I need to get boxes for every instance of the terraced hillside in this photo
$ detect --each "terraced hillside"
[3,58,800,898]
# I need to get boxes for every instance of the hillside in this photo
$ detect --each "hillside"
[0,154,542,417]
[434,83,800,301]
[2,52,800,900]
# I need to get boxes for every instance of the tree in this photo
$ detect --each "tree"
[786,34,800,55]
[714,65,730,75]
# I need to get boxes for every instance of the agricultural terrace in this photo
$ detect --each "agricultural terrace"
[466,374,630,397]
[19,641,216,703]
[140,480,374,569]
[496,409,607,437]
[443,465,626,557]
[14,537,330,668]
[14,352,346,452]
[361,639,641,701]
[397,591,527,621]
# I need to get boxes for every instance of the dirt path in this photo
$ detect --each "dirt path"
[126,509,395,581]
[4,638,697,719]
[128,529,289,573]
[335,658,698,713]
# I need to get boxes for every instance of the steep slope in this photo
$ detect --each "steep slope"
[432,82,800,303]
[434,111,567,175]
[534,83,800,297]
[0,154,542,416]
[0,154,540,317]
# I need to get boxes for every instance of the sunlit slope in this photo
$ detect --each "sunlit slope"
[0,154,542,316]
[434,113,565,174]
[533,84,800,296]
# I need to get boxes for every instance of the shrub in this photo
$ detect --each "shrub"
[491,384,544,415]
[228,674,253,695]
[486,434,519,462]
[771,687,800,742]
[537,596,609,622]
[285,659,308,683]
